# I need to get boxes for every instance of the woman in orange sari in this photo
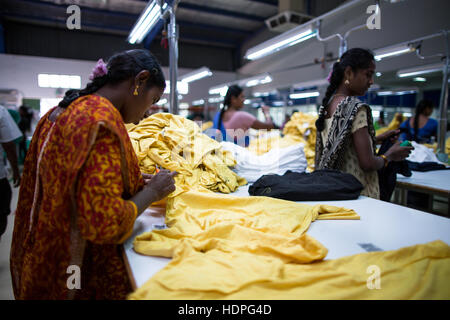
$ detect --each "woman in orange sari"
[10,49,177,300]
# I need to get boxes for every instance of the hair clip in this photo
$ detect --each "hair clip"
[151,68,158,75]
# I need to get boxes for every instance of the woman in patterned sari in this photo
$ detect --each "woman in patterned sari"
[10,49,177,300]
[315,48,413,199]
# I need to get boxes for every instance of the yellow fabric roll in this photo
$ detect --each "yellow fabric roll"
[127,113,246,194]
[129,239,450,300]
[248,112,317,171]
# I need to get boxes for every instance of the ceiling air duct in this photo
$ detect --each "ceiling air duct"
[265,0,313,33]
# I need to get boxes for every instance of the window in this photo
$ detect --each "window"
[38,74,81,89]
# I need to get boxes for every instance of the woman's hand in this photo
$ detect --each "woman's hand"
[385,141,414,162]
[142,173,154,185]
[144,169,178,202]
[132,170,178,214]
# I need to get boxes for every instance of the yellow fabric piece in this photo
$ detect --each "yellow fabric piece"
[247,112,317,171]
[129,239,450,299]
[127,113,246,194]
[447,137,450,155]
[201,121,213,132]
[375,112,403,136]
[133,187,359,258]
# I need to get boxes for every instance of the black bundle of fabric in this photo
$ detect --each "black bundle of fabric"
[407,161,450,172]
[248,169,364,201]
[377,140,412,201]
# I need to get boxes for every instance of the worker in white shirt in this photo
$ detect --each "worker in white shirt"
[0,105,22,240]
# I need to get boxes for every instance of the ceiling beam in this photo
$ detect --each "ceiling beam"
[177,20,251,36]
[245,0,278,6]
[177,2,266,22]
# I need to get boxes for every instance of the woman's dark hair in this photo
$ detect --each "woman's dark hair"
[58,49,165,108]
[219,85,243,127]
[412,99,434,142]
[316,48,375,132]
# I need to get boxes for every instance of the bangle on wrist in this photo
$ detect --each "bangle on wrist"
[380,154,389,168]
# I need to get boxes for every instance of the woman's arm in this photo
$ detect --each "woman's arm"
[76,127,140,244]
[354,126,413,172]
[353,127,385,171]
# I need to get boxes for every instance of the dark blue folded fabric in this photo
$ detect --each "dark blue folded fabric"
[407,161,450,172]
[248,169,363,201]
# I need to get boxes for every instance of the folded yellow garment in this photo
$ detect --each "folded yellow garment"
[129,240,450,299]
[127,113,246,194]
[133,187,359,258]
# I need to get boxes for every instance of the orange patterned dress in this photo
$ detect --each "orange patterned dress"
[10,95,144,299]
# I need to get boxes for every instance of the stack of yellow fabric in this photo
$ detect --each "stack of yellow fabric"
[127,113,247,194]
[247,112,317,171]
[375,112,404,136]
[129,188,450,299]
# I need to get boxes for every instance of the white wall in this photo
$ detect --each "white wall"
[0,53,237,105]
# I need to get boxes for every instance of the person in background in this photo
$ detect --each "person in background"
[281,109,299,131]
[315,48,413,199]
[187,112,205,127]
[0,104,22,240]
[18,105,33,163]
[10,49,177,300]
[373,110,386,131]
[399,99,437,144]
[213,85,277,146]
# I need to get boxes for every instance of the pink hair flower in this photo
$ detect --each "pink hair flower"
[89,59,108,80]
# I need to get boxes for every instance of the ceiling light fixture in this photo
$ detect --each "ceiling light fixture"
[128,2,168,44]
[180,67,212,83]
[289,91,320,99]
[244,25,316,61]
[397,63,444,78]
[374,43,415,61]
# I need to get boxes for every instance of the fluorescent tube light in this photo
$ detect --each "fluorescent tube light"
[374,44,415,61]
[244,25,316,60]
[377,89,417,96]
[377,91,394,96]
[413,77,426,82]
[289,91,320,99]
[239,74,273,87]
[180,67,212,83]
[209,85,229,96]
[397,63,444,78]
[164,81,189,95]
[208,97,224,103]
[253,92,271,97]
[128,2,168,44]
[38,74,81,89]
[192,99,205,105]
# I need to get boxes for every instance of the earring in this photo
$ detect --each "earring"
[133,85,139,96]
[344,79,350,85]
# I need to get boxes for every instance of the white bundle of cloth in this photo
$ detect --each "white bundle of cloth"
[220,141,307,183]
[407,141,443,163]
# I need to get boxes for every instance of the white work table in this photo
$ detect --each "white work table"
[123,185,450,291]
[395,170,450,213]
